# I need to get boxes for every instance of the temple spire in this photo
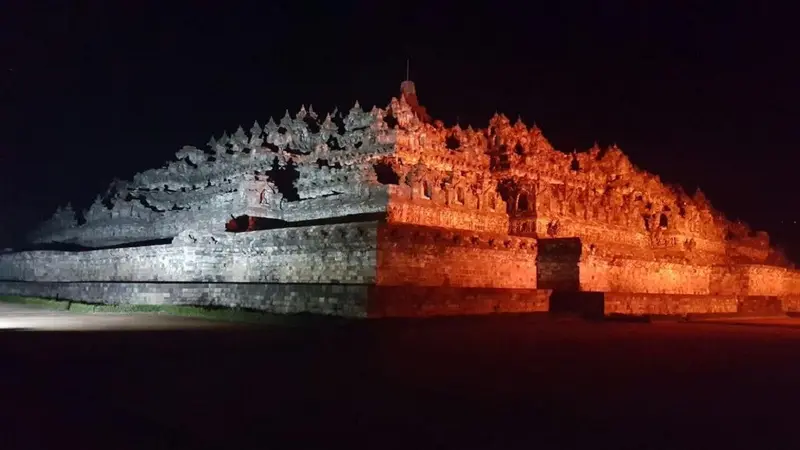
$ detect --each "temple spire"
[399,60,431,123]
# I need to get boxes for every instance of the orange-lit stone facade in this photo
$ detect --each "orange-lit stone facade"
[371,84,797,303]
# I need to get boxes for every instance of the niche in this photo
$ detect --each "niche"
[445,135,461,150]
[517,193,529,212]
[659,213,668,229]
[384,110,399,128]
[373,162,400,185]
[570,156,580,171]
[422,181,432,199]
[455,187,465,205]
[266,157,300,201]
[225,215,250,232]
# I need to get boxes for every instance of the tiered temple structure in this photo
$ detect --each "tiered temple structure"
[1,81,799,318]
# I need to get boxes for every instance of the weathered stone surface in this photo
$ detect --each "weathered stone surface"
[0,281,370,317]
[580,256,714,294]
[551,292,782,318]
[0,281,554,318]
[367,286,550,317]
[3,222,380,284]
[603,293,740,316]
[536,238,582,291]
[377,223,538,289]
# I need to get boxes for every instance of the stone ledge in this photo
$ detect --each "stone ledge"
[551,291,788,319]
[379,222,537,251]
[1,280,794,322]
[367,286,551,318]
[0,281,371,318]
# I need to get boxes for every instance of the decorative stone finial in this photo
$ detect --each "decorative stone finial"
[400,79,416,96]
[216,132,230,154]
[281,110,292,126]
[234,126,247,143]
[321,113,337,135]
[265,117,278,133]
[250,121,262,137]
[514,116,527,131]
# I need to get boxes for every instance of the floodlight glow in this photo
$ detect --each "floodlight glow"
[0,309,223,331]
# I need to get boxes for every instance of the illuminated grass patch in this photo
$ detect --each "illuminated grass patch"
[0,296,347,326]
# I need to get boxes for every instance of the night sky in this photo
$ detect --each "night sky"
[1,2,798,258]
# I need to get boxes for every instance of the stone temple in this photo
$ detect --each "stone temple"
[2,81,799,318]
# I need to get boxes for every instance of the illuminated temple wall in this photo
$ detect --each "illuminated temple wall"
[578,257,713,295]
[376,222,537,289]
[3,226,800,317]
[386,185,509,234]
[1,223,380,284]
[726,264,800,297]
[0,222,548,317]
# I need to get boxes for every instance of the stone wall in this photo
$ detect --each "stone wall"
[31,192,244,247]
[247,187,390,223]
[535,216,650,253]
[0,280,554,318]
[533,215,727,265]
[0,281,370,317]
[710,267,755,304]
[536,238,582,291]
[544,291,787,318]
[0,220,551,318]
[603,293,739,316]
[736,296,784,316]
[780,296,800,313]
[387,187,508,234]
[386,137,508,235]
[740,264,800,297]
[578,257,800,300]
[368,286,550,317]
[579,256,713,294]
[604,293,786,317]
[551,291,782,317]
[706,264,800,298]
[0,222,380,284]
[376,223,538,289]
[3,221,544,290]
[9,222,800,314]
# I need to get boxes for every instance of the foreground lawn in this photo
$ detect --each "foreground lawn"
[0,295,350,326]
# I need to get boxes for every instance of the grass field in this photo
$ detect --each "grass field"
[0,295,350,326]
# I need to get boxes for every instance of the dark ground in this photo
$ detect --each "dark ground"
[2,311,800,449]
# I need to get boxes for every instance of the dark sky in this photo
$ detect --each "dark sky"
[1,1,798,257]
